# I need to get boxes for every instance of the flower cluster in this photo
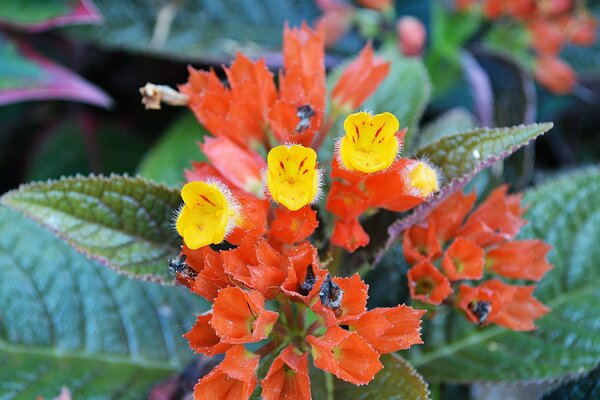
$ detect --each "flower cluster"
[403,186,552,331]
[456,0,598,93]
[171,23,433,399]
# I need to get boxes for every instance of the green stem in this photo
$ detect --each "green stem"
[324,370,335,400]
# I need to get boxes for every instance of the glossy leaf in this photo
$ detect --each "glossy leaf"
[64,0,319,62]
[363,48,432,151]
[0,175,182,283]
[0,206,206,398]
[0,34,111,107]
[0,0,102,32]
[410,167,600,383]
[335,354,430,400]
[416,122,553,181]
[138,112,208,187]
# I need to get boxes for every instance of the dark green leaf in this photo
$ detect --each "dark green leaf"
[138,112,207,187]
[410,167,600,383]
[63,0,319,61]
[0,0,73,25]
[416,122,553,181]
[335,354,430,400]
[541,364,600,400]
[0,206,207,398]
[0,175,182,283]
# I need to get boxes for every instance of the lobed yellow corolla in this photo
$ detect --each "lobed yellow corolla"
[266,144,319,211]
[176,181,239,250]
[339,112,400,173]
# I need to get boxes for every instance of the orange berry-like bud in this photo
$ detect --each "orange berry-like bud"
[396,16,427,57]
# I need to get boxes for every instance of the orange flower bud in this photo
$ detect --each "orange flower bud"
[528,19,564,55]
[331,218,370,252]
[357,0,393,12]
[396,16,427,57]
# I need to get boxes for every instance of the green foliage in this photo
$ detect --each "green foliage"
[26,120,148,181]
[0,0,74,25]
[541,365,600,400]
[363,48,432,151]
[411,167,600,383]
[416,107,477,150]
[138,112,207,187]
[0,175,182,283]
[0,35,44,90]
[0,206,206,399]
[335,354,430,400]
[416,123,553,181]
[65,0,319,61]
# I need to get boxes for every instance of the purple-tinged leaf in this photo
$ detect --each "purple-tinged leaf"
[0,37,112,108]
[461,51,494,127]
[0,0,102,33]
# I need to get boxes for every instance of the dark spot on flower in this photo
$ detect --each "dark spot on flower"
[414,277,435,295]
[319,274,344,310]
[298,264,316,296]
[168,255,198,279]
[295,104,315,133]
[209,240,239,252]
[339,324,350,330]
[468,300,491,326]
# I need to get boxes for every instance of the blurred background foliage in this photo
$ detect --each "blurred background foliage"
[1,0,599,399]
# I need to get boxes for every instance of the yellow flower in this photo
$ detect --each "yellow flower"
[339,112,400,173]
[408,161,439,197]
[266,144,319,211]
[176,181,239,250]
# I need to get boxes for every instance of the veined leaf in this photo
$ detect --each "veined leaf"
[0,174,182,283]
[335,354,430,400]
[138,112,208,187]
[410,167,600,383]
[0,206,207,398]
[416,122,552,181]
[541,364,600,400]
[416,107,477,150]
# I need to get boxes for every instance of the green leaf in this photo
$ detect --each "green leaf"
[0,206,207,398]
[416,123,553,181]
[0,175,182,283]
[335,354,429,399]
[416,107,477,150]
[0,0,73,25]
[410,167,600,383]
[63,0,319,61]
[138,112,207,187]
[363,48,432,151]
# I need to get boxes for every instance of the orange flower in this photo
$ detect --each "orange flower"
[185,313,232,356]
[427,190,476,245]
[270,205,319,244]
[396,16,427,57]
[316,4,354,47]
[460,185,526,247]
[281,243,327,305]
[486,240,552,281]
[262,345,311,400]
[331,43,390,112]
[403,224,442,265]
[326,181,371,221]
[308,326,383,385]
[533,55,576,94]
[528,19,564,55]
[194,345,259,400]
[441,237,485,281]
[331,218,370,252]
[356,0,393,12]
[483,280,550,331]
[566,13,597,46]
[200,136,265,197]
[407,261,453,305]
[210,287,279,343]
[312,274,369,326]
[348,305,425,354]
[457,283,505,326]
[182,246,233,301]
